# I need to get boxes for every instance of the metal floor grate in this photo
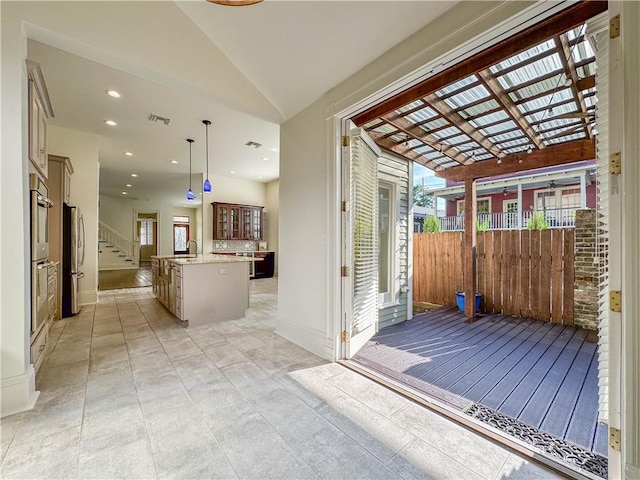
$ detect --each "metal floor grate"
[465,403,608,478]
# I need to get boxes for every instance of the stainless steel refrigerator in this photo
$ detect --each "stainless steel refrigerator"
[62,204,85,317]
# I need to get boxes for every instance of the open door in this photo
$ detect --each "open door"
[342,127,381,358]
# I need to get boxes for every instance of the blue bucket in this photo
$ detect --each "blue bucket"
[455,291,482,312]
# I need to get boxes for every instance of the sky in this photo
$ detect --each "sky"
[414,163,446,190]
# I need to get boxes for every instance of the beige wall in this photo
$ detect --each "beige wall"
[48,125,100,305]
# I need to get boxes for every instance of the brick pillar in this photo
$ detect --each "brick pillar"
[573,210,598,330]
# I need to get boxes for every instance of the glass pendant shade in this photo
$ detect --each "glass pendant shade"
[186,138,195,201]
[203,120,212,193]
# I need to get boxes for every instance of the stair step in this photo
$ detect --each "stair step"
[118,254,127,258]
[125,259,133,262]
[106,245,114,248]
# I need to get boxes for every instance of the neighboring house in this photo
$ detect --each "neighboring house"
[426,160,596,230]
[413,205,446,233]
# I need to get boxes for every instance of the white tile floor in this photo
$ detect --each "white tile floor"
[1,278,562,479]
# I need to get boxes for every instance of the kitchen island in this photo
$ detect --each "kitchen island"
[151,254,257,326]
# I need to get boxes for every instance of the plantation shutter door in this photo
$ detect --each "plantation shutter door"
[344,128,380,358]
[590,19,610,424]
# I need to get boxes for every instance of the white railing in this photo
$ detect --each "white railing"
[98,221,139,266]
[436,207,579,231]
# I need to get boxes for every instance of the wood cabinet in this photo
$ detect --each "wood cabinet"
[27,61,54,180]
[212,202,263,240]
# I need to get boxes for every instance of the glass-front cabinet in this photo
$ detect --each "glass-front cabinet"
[212,202,263,240]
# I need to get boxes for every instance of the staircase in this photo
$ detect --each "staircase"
[98,221,139,270]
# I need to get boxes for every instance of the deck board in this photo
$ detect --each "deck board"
[352,307,606,456]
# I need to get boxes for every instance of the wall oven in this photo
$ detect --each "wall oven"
[30,174,51,261]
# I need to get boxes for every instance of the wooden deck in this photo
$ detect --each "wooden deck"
[352,307,607,456]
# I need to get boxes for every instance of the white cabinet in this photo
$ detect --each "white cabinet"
[26,62,54,180]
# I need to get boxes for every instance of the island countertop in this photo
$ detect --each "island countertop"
[151,254,260,266]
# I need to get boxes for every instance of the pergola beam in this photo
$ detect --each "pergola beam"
[476,69,545,150]
[351,1,607,127]
[367,132,443,170]
[424,92,504,158]
[436,138,595,182]
[555,35,593,138]
[380,114,471,166]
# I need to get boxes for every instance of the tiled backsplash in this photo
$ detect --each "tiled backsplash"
[212,240,259,252]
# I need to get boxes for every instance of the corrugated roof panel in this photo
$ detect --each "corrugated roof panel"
[497,138,530,149]
[509,74,565,102]
[420,117,449,132]
[475,153,494,161]
[438,75,477,96]
[526,102,578,123]
[407,139,422,148]
[571,40,595,63]
[405,106,438,124]
[546,133,585,145]
[371,124,396,135]
[503,144,531,154]
[413,145,433,154]
[395,100,423,114]
[440,161,461,168]
[535,117,582,131]
[424,151,445,160]
[490,39,556,73]
[363,119,384,129]
[444,134,471,145]
[389,133,408,143]
[577,63,595,78]
[459,99,500,119]
[518,88,573,113]
[490,130,523,142]
[431,126,460,139]
[476,120,517,134]
[495,54,563,89]
[443,84,490,109]
[470,110,509,125]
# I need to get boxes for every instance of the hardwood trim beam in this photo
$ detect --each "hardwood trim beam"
[556,35,592,138]
[464,179,478,319]
[436,138,595,182]
[576,75,596,91]
[477,69,545,150]
[381,114,471,165]
[426,92,504,157]
[351,1,607,126]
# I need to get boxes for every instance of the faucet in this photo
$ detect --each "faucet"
[187,239,198,255]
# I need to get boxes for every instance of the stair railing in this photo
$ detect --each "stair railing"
[98,221,138,266]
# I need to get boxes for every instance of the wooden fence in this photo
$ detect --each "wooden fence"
[413,229,575,324]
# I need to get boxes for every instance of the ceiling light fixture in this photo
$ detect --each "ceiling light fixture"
[230,171,236,174]
[124,151,133,156]
[262,157,269,161]
[131,173,138,177]
[125,184,132,187]
[106,90,121,98]
[186,138,195,201]
[105,120,117,126]
[206,0,263,6]
[170,160,178,164]
[202,120,212,193]
[121,191,127,195]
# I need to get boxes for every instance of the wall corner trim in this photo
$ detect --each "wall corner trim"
[1,367,39,418]
[275,315,335,361]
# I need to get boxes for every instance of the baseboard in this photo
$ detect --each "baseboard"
[275,315,336,361]
[1,366,39,418]
[79,290,98,305]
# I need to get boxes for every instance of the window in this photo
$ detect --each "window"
[378,182,396,306]
[457,198,491,215]
[140,220,154,246]
[173,215,189,223]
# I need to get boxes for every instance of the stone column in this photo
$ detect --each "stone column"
[573,209,598,331]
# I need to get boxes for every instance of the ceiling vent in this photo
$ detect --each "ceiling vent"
[149,113,171,125]
[245,141,262,149]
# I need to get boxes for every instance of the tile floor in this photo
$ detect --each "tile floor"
[1,279,562,479]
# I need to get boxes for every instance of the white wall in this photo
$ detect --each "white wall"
[276,1,537,360]
[48,125,99,305]
[266,180,279,273]
[201,175,267,253]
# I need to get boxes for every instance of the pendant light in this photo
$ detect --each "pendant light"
[202,120,212,193]
[186,138,195,201]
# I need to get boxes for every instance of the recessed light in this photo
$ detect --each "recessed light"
[105,120,117,126]
[199,192,203,195]
[106,90,121,98]
[124,151,133,156]
[131,173,138,177]
[170,160,178,164]
[258,176,263,179]
[125,184,132,187]
[121,191,127,195]
[262,157,269,161]
[229,171,236,174]
[270,147,279,153]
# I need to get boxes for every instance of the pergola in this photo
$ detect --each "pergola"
[351,1,607,319]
